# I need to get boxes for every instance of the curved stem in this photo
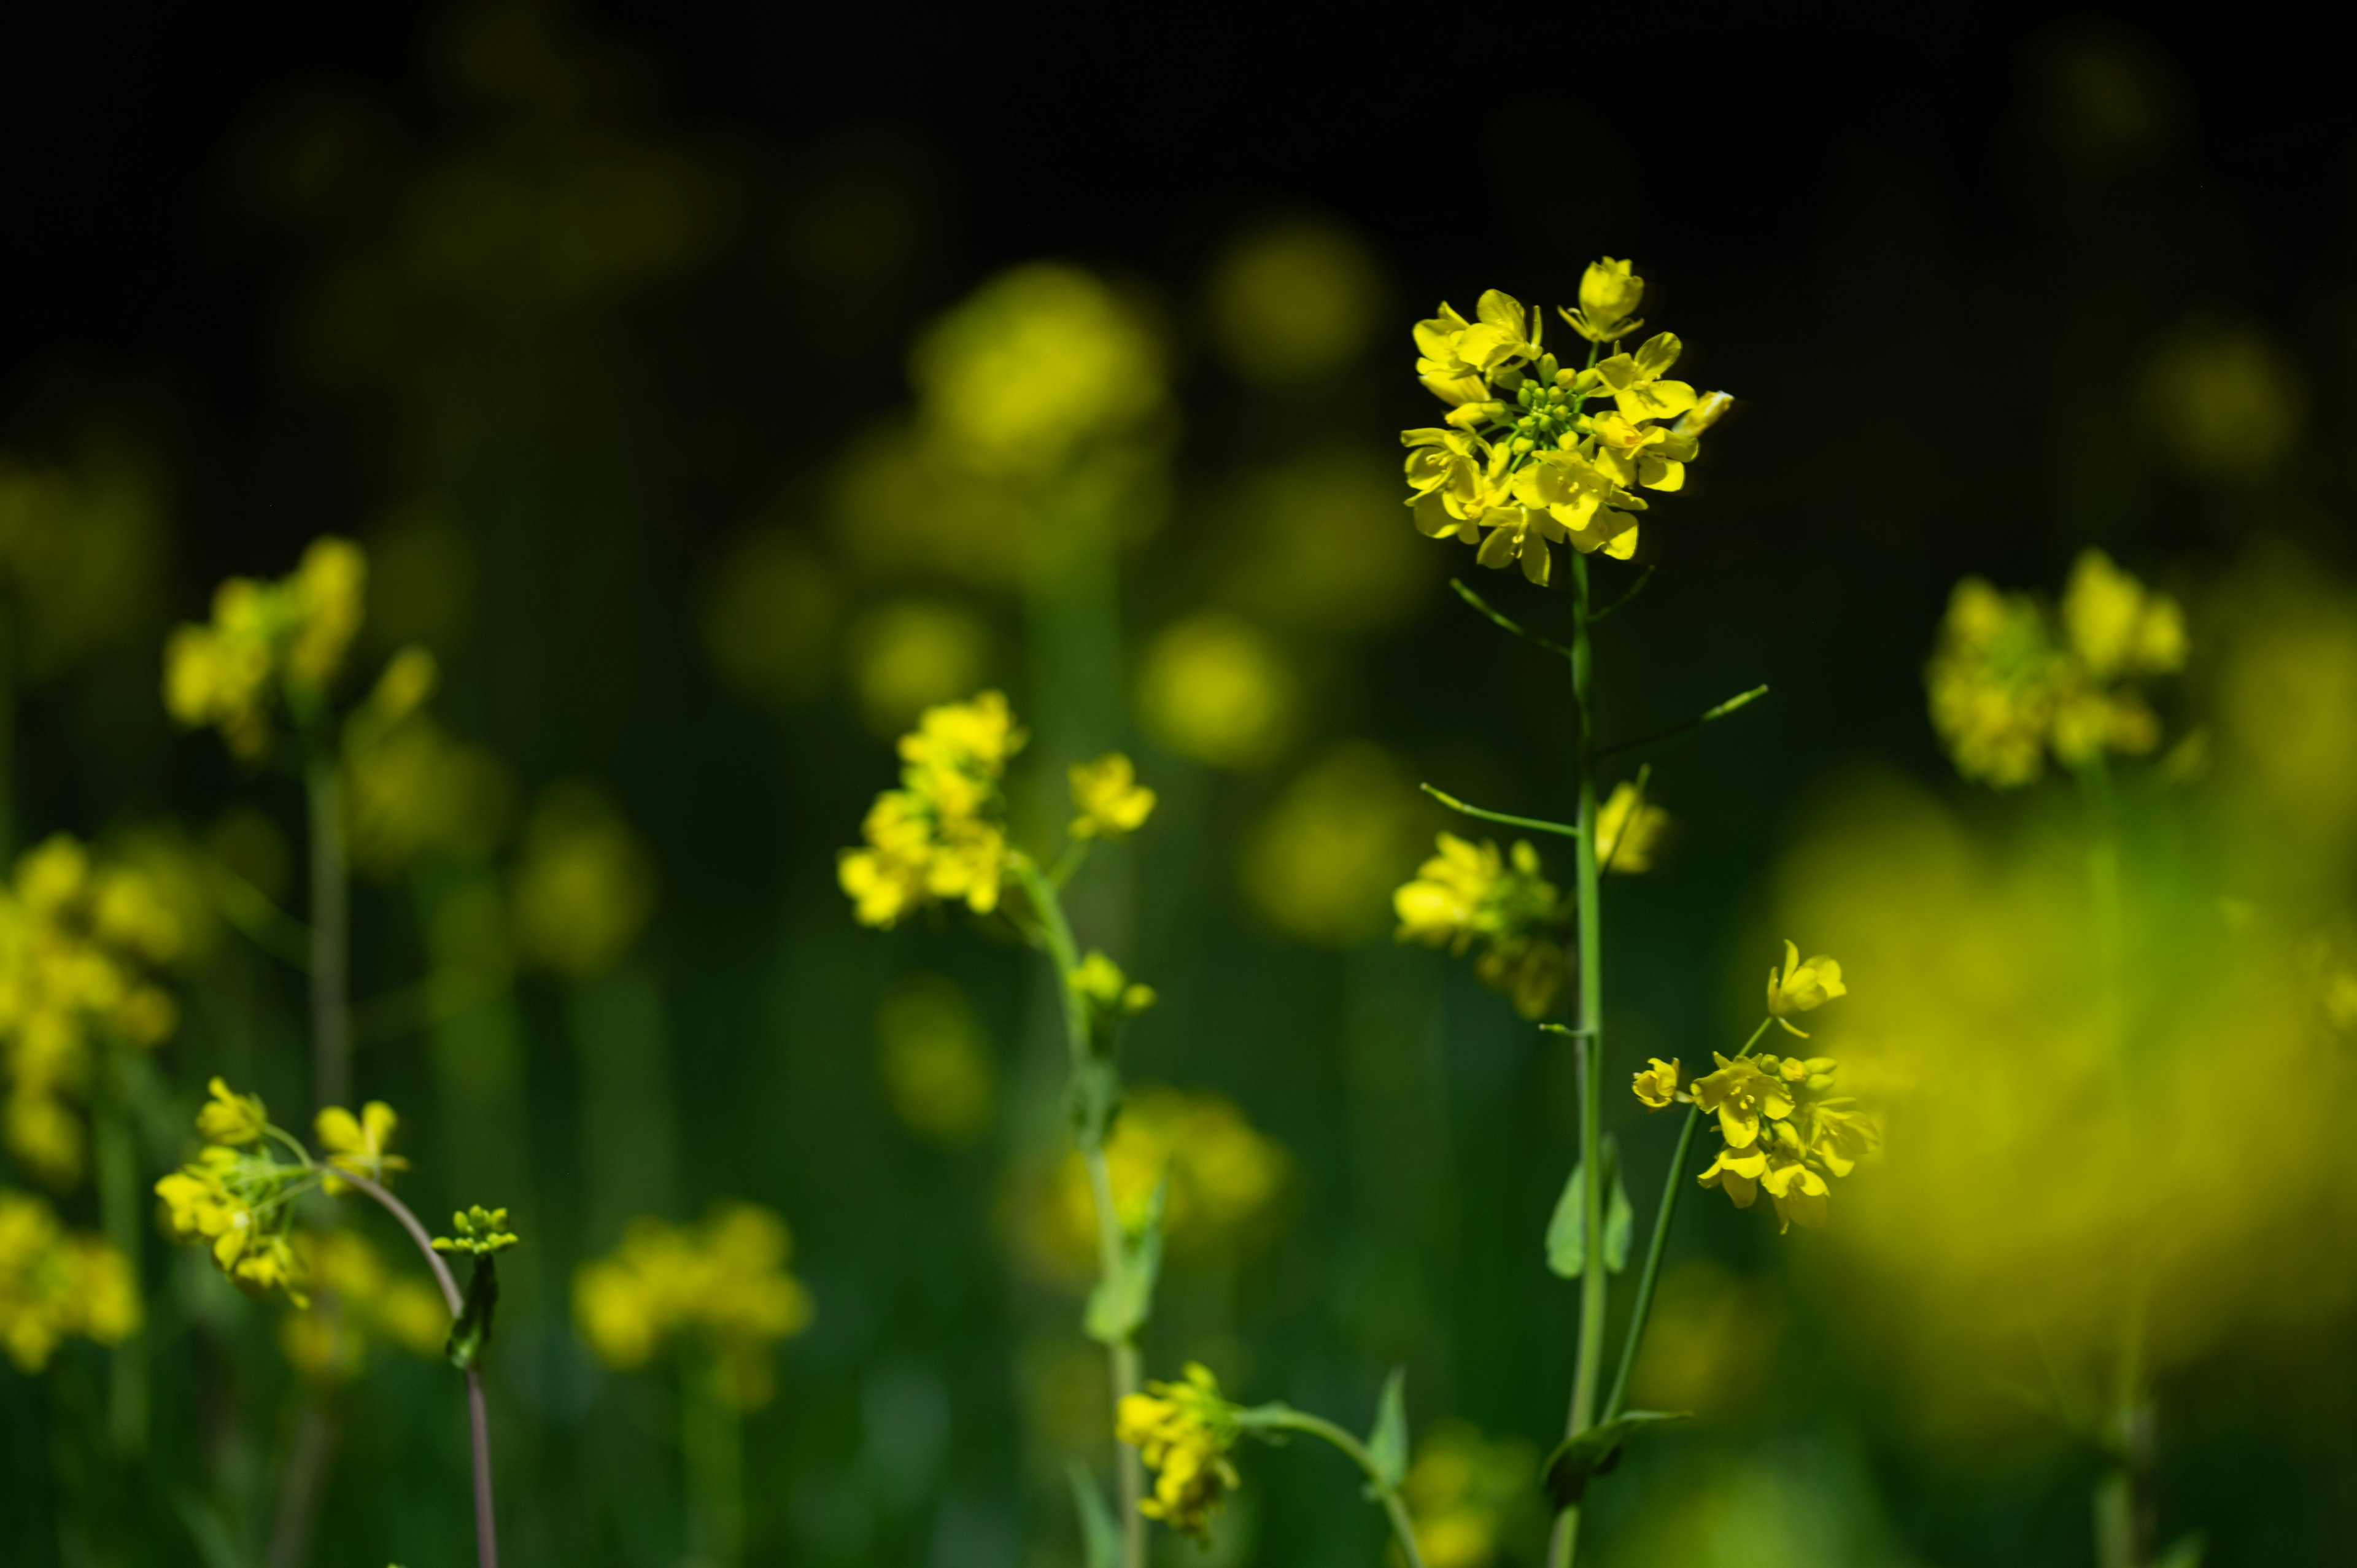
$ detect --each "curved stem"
[1012,857,1145,1568]
[1549,553,1606,1568]
[1244,1408,1428,1568]
[333,1173,495,1568]
[1601,1016,1773,1423]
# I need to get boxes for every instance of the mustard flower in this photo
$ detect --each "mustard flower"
[1,1188,141,1372]
[1632,1057,1682,1111]
[1697,1143,1767,1208]
[195,1077,269,1146]
[1067,951,1157,1019]
[1765,940,1847,1037]
[1070,753,1157,841]
[315,1102,406,1194]
[280,1229,450,1384]
[1402,261,1725,582]
[1561,258,1644,343]
[1036,1086,1288,1271]
[1689,1054,1793,1149]
[840,691,1028,927]
[163,536,370,761]
[1117,1362,1245,1540]
[1596,780,1669,873]
[1395,834,1569,1018]
[573,1202,813,1409]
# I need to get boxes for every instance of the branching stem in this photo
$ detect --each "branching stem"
[1240,1407,1429,1568]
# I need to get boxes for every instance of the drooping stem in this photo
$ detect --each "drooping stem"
[1012,857,1145,1568]
[1601,1016,1773,1424]
[306,753,350,1113]
[336,1172,497,1568]
[1549,551,1608,1568]
[1240,1407,1430,1568]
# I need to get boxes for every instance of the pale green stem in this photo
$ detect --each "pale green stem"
[682,1356,744,1568]
[1243,1408,1429,1568]
[1012,857,1145,1568]
[1601,1016,1773,1424]
[1549,551,1606,1568]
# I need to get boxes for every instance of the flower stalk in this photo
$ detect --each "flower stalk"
[1236,1405,1430,1568]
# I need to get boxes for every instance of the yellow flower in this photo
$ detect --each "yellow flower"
[1414,293,1539,407]
[1562,258,1644,342]
[1688,1054,1794,1149]
[511,783,656,975]
[284,538,367,693]
[1632,1057,1682,1110]
[572,1203,814,1410]
[1697,1142,1767,1208]
[1070,754,1156,841]
[1137,616,1298,771]
[1394,835,1567,1019]
[1508,450,1643,562]
[1,1188,142,1372]
[1593,333,1699,423]
[874,976,997,1148]
[1596,781,1668,873]
[1037,1086,1289,1271]
[1067,951,1157,1018]
[195,1077,269,1146]
[1765,940,1847,1037]
[1117,1362,1244,1540]
[315,1102,408,1194]
[2061,548,2187,682]
[1759,1129,1831,1234]
[1401,1421,1539,1568]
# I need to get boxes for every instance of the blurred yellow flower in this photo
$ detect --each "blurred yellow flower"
[1069,754,1156,842]
[512,782,656,975]
[700,527,840,709]
[316,1101,407,1194]
[164,536,370,760]
[1217,446,1433,635]
[1036,1086,1288,1273]
[574,1202,815,1409]
[1401,1421,1540,1568]
[343,658,513,875]
[1596,780,1668,873]
[1765,941,1847,1037]
[1394,833,1568,1019]
[0,448,167,681]
[1137,612,1298,771]
[845,596,992,736]
[1239,743,1426,947]
[279,1229,450,1385]
[840,690,1024,928]
[874,975,997,1147]
[196,1077,269,1146]
[1117,1362,1243,1540]
[1067,951,1157,1019]
[0,1187,141,1372]
[2140,315,2304,483]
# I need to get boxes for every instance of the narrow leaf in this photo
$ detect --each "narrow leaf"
[1546,1138,1633,1278]
[445,1254,500,1370]
[1541,1410,1690,1508]
[1067,1461,1121,1568]
[1366,1366,1409,1489]
[1604,1153,1635,1275]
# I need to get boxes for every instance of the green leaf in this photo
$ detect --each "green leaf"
[1365,1366,1409,1490]
[1083,1176,1166,1345]
[445,1254,500,1370]
[1540,1410,1690,1508]
[1067,1461,1120,1568]
[1545,1138,1635,1278]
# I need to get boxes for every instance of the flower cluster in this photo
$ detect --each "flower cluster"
[343,647,513,875]
[279,1229,450,1385]
[1403,262,1732,584]
[1633,946,1873,1233]
[1393,833,1568,1019]
[1036,1085,1288,1273]
[155,1081,408,1304]
[433,1204,520,1256]
[1069,753,1157,841]
[0,834,184,1186]
[1927,549,2187,788]
[0,1186,140,1373]
[838,691,1026,927]
[1596,780,1670,874]
[1401,1421,1540,1568]
[573,1202,815,1409]
[163,536,367,759]
[1115,1362,1245,1540]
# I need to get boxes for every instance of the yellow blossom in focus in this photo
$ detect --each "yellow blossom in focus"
[315,1102,408,1194]
[1116,1362,1244,1540]
[1765,940,1847,1037]
[1394,833,1568,1019]
[1069,754,1156,841]
[1562,257,1644,343]
[573,1202,815,1409]
[1596,781,1668,873]
[1138,613,1298,771]
[0,1187,141,1372]
[840,690,1026,928]
[1632,1057,1682,1111]
[1593,333,1699,423]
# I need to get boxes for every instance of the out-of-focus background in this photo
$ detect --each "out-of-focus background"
[4,5,2356,1566]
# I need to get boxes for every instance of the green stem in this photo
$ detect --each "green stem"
[682,1356,744,1568]
[1242,1408,1429,1568]
[1447,578,1570,656]
[1013,857,1145,1568]
[1549,552,1606,1568]
[1600,1016,1773,1423]
[1594,685,1770,763]
[1418,784,1578,840]
[306,754,350,1112]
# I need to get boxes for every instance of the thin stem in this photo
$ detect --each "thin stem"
[1012,857,1145,1568]
[1419,784,1578,840]
[1594,685,1769,763]
[1242,1408,1429,1568]
[1447,578,1571,656]
[306,755,350,1111]
[1549,552,1606,1568]
[681,1357,744,1568]
[1589,565,1656,624]
[1601,1016,1773,1423]
[95,1043,146,1458]
[334,1173,496,1568]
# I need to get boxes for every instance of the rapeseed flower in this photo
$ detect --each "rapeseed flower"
[316,1101,408,1194]
[0,1187,140,1373]
[1137,613,1298,771]
[840,691,1029,927]
[279,1229,449,1384]
[1401,1421,1541,1568]
[511,784,657,975]
[573,1202,815,1408]
[195,1077,268,1146]
[1116,1362,1244,1539]
[164,536,368,760]
[1632,1057,1681,1110]
[1561,258,1644,344]
[1394,833,1568,1019]
[873,975,997,1147]
[1765,940,1848,1036]
[1069,754,1156,841]
[1596,780,1669,873]
[1035,1087,1288,1274]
